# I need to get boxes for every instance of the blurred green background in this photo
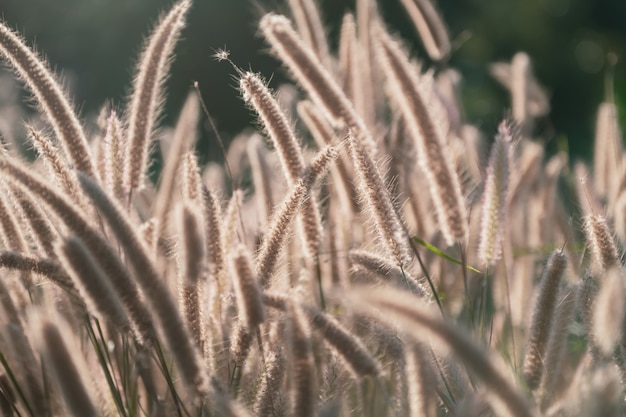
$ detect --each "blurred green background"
[0,0,624,160]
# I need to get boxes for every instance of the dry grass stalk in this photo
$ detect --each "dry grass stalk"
[398,0,451,62]
[490,56,550,120]
[355,0,380,129]
[124,0,191,193]
[522,250,567,391]
[375,27,467,246]
[338,12,368,120]
[0,22,95,177]
[615,191,626,247]
[339,12,357,100]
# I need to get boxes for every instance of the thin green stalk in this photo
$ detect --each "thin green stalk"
[84,317,127,417]
[0,350,31,417]
[408,235,444,316]
[120,335,137,417]
[315,256,326,311]
[151,340,189,417]
[41,359,51,417]
[430,347,456,408]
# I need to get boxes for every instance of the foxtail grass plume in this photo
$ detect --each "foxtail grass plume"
[256,144,337,286]
[0,158,156,341]
[263,293,381,378]
[31,314,99,417]
[247,134,275,226]
[259,13,378,156]
[57,236,130,330]
[253,349,286,416]
[28,126,84,205]
[288,301,316,417]
[593,102,622,200]
[154,91,200,225]
[583,214,620,272]
[101,110,125,201]
[239,70,323,257]
[0,251,73,292]
[178,203,206,348]
[230,244,266,330]
[538,285,578,407]
[374,26,468,246]
[348,135,411,266]
[287,0,331,68]
[522,250,567,391]
[345,286,535,417]
[124,0,192,193]
[0,21,96,178]
[349,249,427,296]
[510,52,530,130]
[77,173,208,396]
[11,185,58,257]
[592,266,625,356]
[405,342,437,417]
[399,0,451,62]
[477,120,513,266]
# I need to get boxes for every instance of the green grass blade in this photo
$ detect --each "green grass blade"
[412,237,481,274]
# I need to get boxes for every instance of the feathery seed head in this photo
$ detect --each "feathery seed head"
[583,215,620,271]
[348,135,411,266]
[523,249,567,390]
[124,0,192,192]
[592,266,625,356]
[477,120,513,266]
[230,244,266,330]
[259,13,377,155]
[0,22,96,178]
[374,26,468,246]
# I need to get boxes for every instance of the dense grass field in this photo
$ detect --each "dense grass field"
[0,0,623,416]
